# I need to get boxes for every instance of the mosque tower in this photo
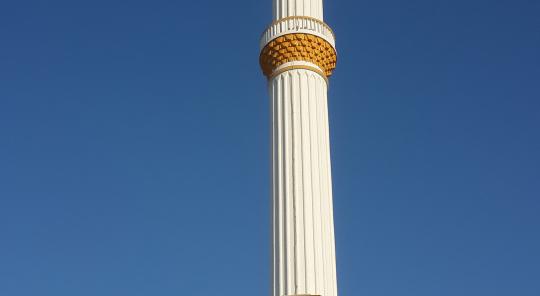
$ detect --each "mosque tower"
[259,0,338,295]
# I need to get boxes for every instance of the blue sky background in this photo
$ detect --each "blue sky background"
[1,0,539,295]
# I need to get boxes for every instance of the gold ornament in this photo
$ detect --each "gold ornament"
[260,33,337,78]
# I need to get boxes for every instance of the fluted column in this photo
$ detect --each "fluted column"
[273,0,323,20]
[260,1,338,296]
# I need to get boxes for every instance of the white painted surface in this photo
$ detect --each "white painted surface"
[273,61,325,77]
[273,0,324,21]
[260,16,335,50]
[269,68,338,296]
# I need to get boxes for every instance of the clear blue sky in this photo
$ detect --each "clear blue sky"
[1,0,539,295]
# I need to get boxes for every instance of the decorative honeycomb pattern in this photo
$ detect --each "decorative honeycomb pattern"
[260,33,337,77]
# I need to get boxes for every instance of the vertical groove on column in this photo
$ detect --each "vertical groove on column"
[278,75,285,296]
[298,70,309,294]
[284,72,295,295]
[309,73,322,295]
[291,71,301,294]
[318,0,323,19]
[288,0,294,20]
[306,72,317,295]
[303,70,315,295]
[304,0,310,22]
[281,74,288,295]
[270,79,276,296]
[290,71,301,294]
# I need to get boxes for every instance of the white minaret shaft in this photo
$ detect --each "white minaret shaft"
[273,0,323,20]
[270,70,337,296]
[260,1,338,296]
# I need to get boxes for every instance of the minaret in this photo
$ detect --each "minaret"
[259,1,338,296]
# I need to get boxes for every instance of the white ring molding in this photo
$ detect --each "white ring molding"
[260,16,336,50]
[270,60,328,83]
[274,60,324,74]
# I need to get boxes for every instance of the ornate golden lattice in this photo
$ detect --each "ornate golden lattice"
[260,33,337,77]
